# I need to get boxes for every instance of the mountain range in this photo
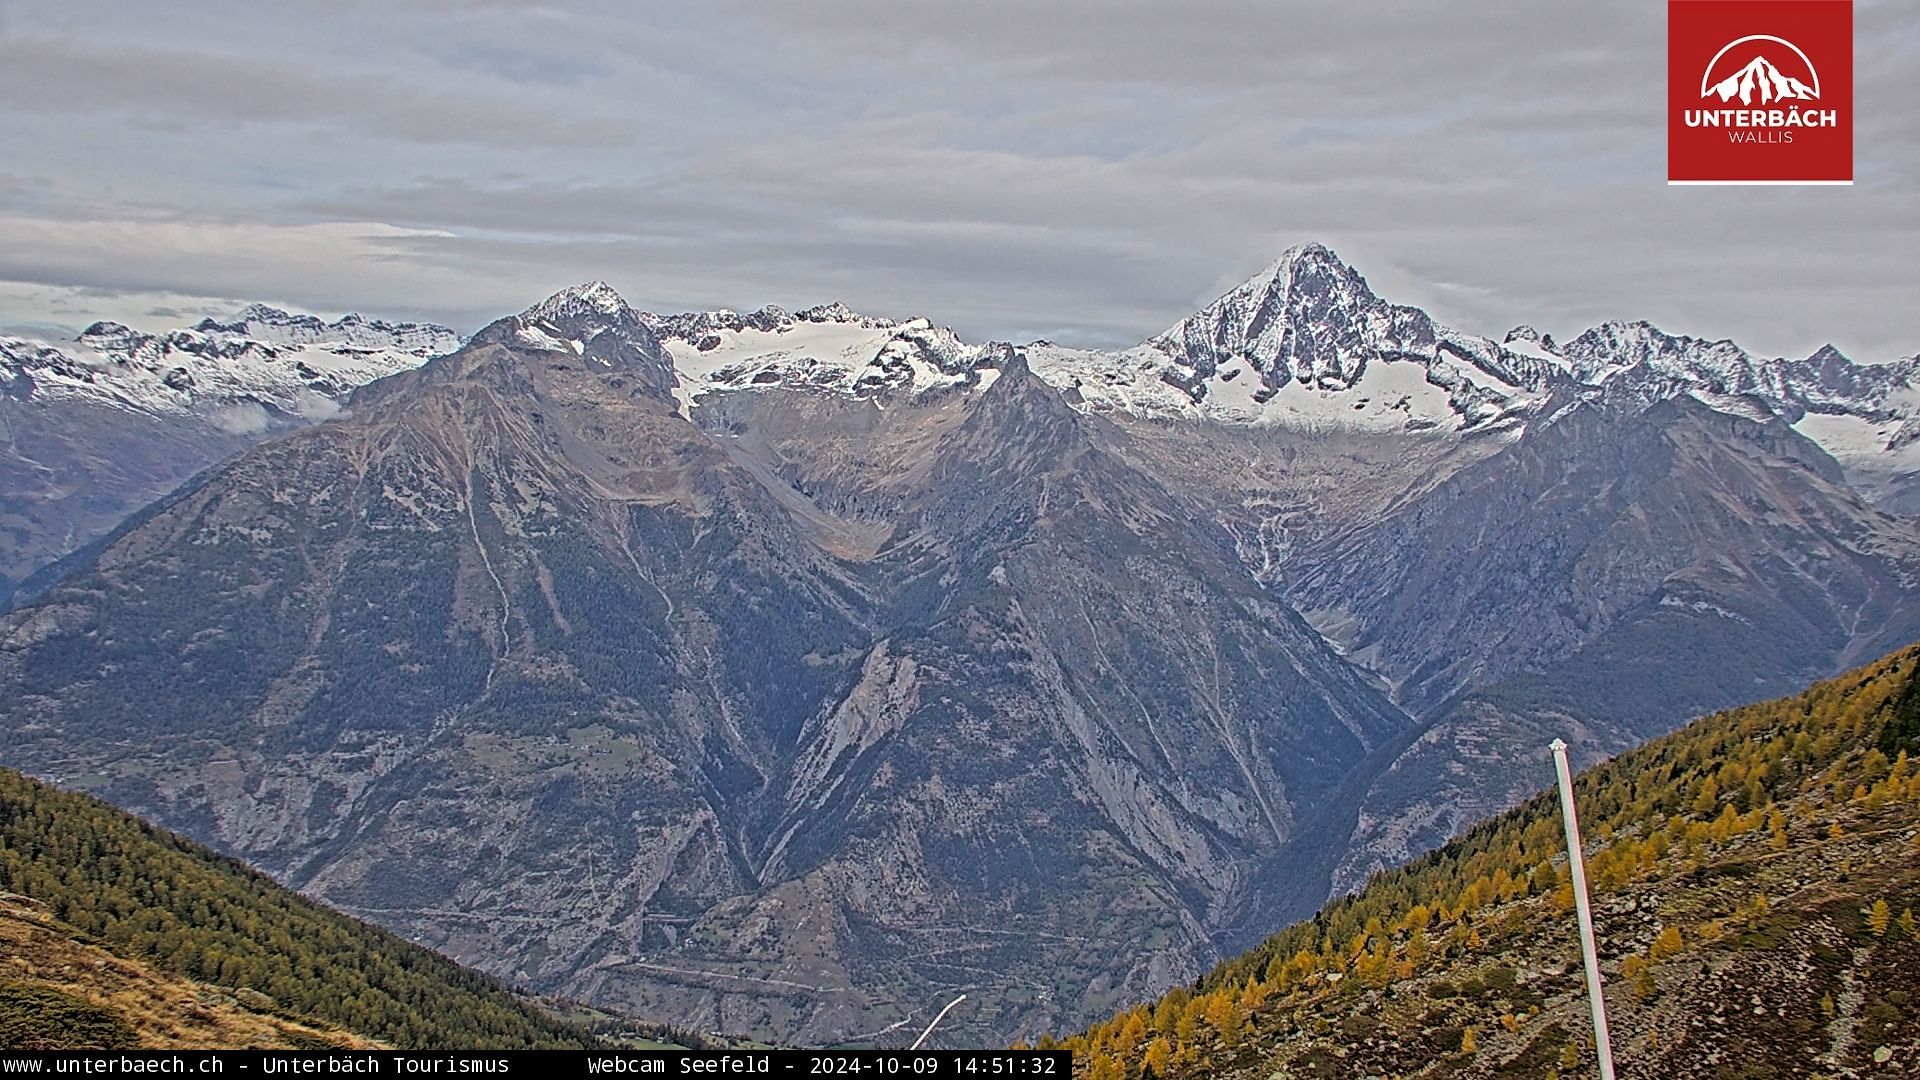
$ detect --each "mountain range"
[0,243,1915,1046]
[0,307,460,605]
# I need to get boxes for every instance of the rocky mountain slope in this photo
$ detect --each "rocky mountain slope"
[0,766,594,1049]
[0,284,1412,1047]
[0,306,458,605]
[1282,393,1920,898]
[1062,645,1920,1078]
[640,245,1920,922]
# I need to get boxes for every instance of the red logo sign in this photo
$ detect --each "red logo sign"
[1669,0,1853,184]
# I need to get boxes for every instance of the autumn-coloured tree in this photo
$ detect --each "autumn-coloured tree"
[1868,899,1892,937]
[1650,925,1686,962]
[1142,1038,1172,1077]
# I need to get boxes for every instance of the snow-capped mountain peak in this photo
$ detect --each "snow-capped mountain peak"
[73,321,149,352]
[500,281,675,366]
[524,281,633,324]
[796,301,884,326]
[1145,242,1378,372]
[1097,242,1562,434]
[1503,325,1556,350]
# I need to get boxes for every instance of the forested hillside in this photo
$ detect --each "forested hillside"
[0,767,596,1049]
[1,892,384,1049]
[1056,645,1920,1077]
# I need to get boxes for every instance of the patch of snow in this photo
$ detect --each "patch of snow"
[1686,389,1777,423]
[1500,336,1561,364]
[1025,344,1196,420]
[1793,412,1920,501]
[514,323,573,353]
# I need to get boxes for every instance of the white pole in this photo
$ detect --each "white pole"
[910,994,967,1051]
[1550,738,1617,1080]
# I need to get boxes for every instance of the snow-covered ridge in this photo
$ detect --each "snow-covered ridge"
[193,304,461,354]
[608,244,1917,487]
[1557,321,1920,422]
[0,305,459,426]
[1047,243,1919,460]
[1552,321,1920,503]
[632,298,1001,414]
[628,254,1551,437]
[644,301,900,345]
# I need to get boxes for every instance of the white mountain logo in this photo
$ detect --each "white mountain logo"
[1700,36,1820,105]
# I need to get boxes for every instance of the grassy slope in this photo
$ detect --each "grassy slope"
[1060,645,1920,1078]
[0,766,597,1050]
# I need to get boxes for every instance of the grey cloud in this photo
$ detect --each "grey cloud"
[0,38,629,146]
[0,321,77,340]
[726,0,1663,95]
[292,390,344,421]
[207,401,271,436]
[290,83,1916,356]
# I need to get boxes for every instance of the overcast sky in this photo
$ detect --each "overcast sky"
[0,0,1914,359]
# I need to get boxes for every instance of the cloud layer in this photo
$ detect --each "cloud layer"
[1,0,1913,360]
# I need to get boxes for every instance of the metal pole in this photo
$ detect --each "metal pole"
[1549,738,1616,1080]
[910,995,967,1051]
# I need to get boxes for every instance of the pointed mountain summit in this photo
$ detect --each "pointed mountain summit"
[419,280,678,402]
[1146,242,1383,381]
[911,351,1092,529]
[794,301,892,326]
[1127,242,1560,431]
[524,280,633,324]
[1707,54,1817,105]
[1504,324,1556,350]
[514,281,659,349]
